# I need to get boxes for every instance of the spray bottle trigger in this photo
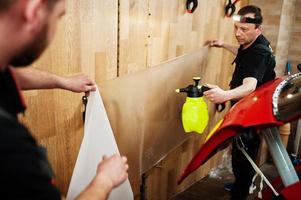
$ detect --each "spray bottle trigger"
[201,85,211,92]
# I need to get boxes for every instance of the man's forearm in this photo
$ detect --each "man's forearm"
[12,67,65,90]
[75,175,113,200]
[227,78,257,101]
[75,185,110,200]
[222,43,239,55]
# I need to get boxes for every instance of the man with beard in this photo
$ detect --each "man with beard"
[0,0,128,199]
[204,5,276,200]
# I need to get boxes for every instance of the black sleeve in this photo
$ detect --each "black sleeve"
[241,50,269,83]
[0,119,61,200]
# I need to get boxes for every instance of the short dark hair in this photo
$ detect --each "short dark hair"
[238,5,263,28]
[0,0,59,13]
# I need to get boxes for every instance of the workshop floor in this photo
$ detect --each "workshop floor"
[171,163,278,200]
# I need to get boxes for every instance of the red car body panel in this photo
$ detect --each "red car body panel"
[178,78,285,184]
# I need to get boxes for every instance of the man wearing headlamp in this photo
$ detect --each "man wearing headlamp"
[204,5,276,200]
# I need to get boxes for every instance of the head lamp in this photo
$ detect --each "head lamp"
[232,15,262,25]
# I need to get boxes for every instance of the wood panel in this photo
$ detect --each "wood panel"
[119,0,149,75]
[20,0,118,195]
[288,0,301,74]
[20,0,250,198]
[100,48,209,196]
[250,0,301,76]
[249,0,283,52]
[274,0,296,76]
[117,0,248,199]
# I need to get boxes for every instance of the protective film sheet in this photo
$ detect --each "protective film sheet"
[66,88,133,200]
[100,48,209,185]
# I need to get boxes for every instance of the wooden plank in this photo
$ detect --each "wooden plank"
[138,0,249,198]
[119,0,149,75]
[288,0,301,74]
[100,47,209,195]
[20,0,118,195]
[21,0,251,197]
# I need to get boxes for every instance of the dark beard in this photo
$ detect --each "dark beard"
[10,23,48,67]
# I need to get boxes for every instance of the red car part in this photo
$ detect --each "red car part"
[178,73,301,199]
[256,164,301,200]
[178,78,285,184]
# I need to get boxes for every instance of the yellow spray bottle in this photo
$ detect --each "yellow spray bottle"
[176,77,210,134]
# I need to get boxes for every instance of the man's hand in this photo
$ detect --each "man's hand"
[63,74,96,93]
[76,154,129,200]
[94,154,129,189]
[205,40,224,48]
[204,84,230,104]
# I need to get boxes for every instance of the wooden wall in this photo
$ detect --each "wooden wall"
[250,0,301,76]
[274,0,296,76]
[21,0,118,195]
[121,0,249,198]
[288,0,301,74]
[248,0,283,53]
[20,0,249,199]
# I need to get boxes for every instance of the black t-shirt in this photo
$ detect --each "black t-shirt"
[0,68,26,117]
[230,34,276,90]
[0,68,61,199]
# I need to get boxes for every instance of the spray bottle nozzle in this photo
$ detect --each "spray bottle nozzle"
[193,77,201,86]
[176,77,207,98]
[175,88,189,93]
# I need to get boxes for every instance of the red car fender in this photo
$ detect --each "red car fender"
[178,78,285,184]
[280,181,301,199]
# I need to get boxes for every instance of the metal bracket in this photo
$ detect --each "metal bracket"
[82,95,88,122]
